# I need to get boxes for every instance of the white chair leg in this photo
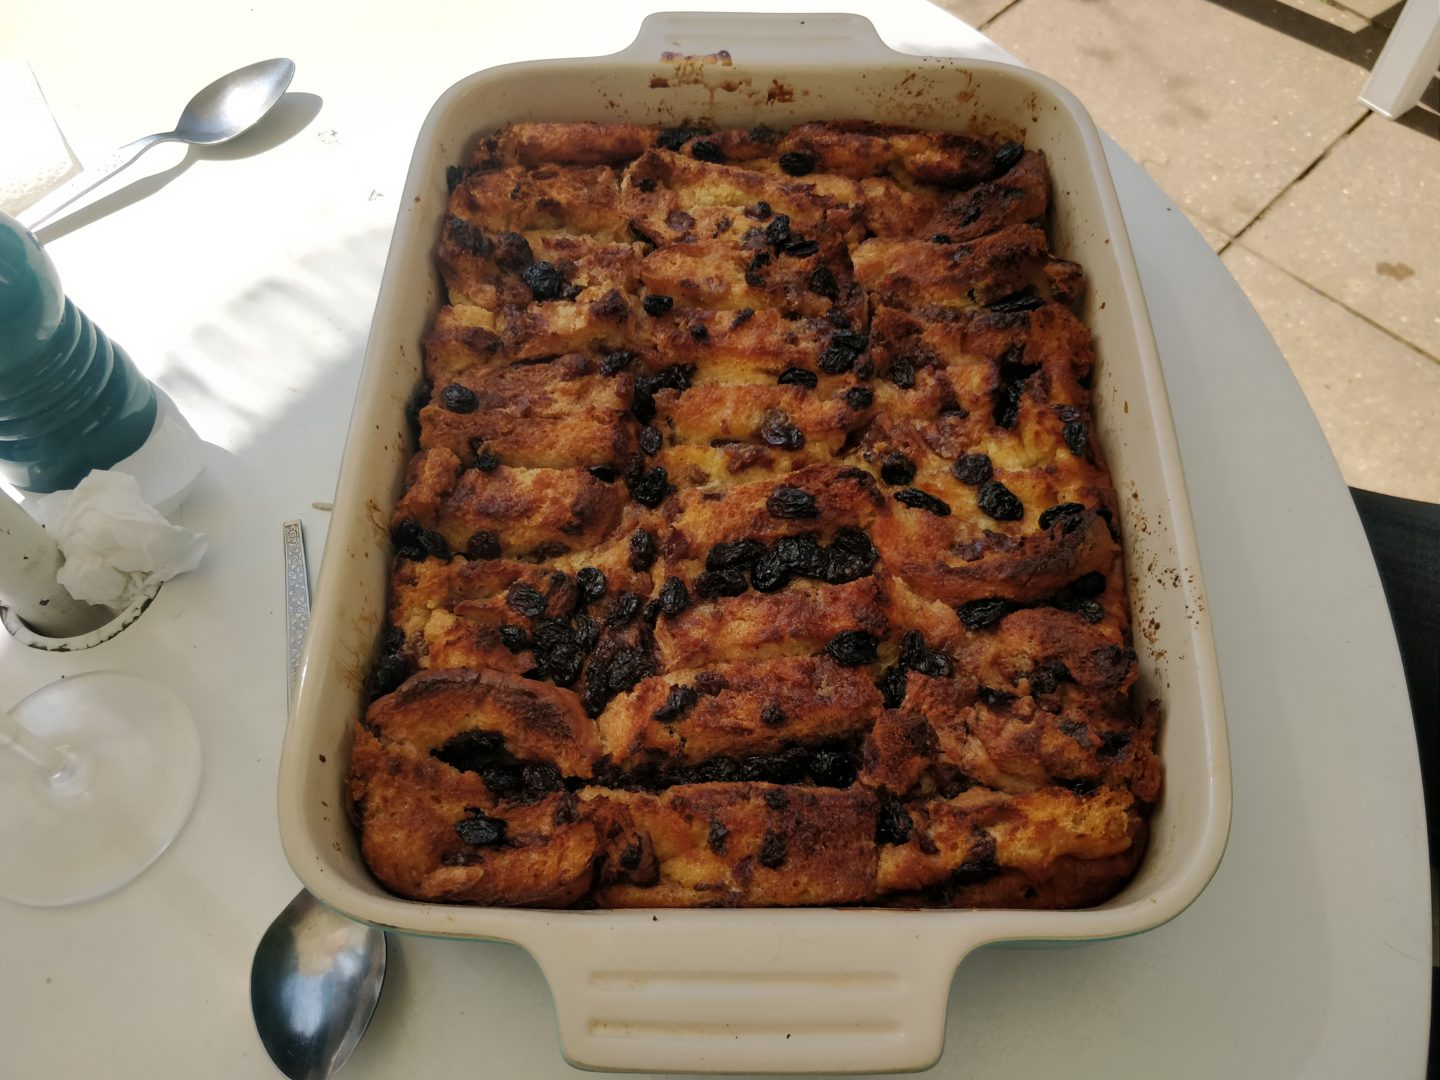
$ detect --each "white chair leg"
[1360,0,1440,118]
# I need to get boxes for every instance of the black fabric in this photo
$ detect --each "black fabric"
[1350,488,1439,843]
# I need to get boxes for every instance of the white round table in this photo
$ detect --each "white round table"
[0,2,1430,1076]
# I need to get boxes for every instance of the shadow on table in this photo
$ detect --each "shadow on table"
[34,92,325,246]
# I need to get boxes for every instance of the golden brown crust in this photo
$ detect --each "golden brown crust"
[354,120,1160,910]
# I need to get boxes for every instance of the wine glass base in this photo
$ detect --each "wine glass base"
[0,672,201,907]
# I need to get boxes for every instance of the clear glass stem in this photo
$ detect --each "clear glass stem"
[0,709,72,780]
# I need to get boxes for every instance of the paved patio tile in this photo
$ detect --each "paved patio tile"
[927,0,1016,29]
[985,0,1370,235]
[1223,245,1440,502]
[1241,112,1440,359]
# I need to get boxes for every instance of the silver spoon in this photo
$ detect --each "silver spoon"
[17,58,296,231]
[251,521,385,1079]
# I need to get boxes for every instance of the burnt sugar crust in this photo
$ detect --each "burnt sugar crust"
[350,120,1161,909]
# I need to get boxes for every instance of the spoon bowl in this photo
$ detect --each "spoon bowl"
[171,58,297,144]
[250,889,386,1080]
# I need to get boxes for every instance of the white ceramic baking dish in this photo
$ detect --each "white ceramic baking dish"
[279,12,1231,1074]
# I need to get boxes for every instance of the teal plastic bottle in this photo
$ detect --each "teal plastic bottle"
[0,211,157,492]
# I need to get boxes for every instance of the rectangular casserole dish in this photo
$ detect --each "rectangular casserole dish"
[279,13,1231,1074]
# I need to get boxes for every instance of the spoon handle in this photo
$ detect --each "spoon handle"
[16,133,168,232]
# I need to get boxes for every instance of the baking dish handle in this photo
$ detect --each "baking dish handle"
[530,911,983,1074]
[617,10,899,65]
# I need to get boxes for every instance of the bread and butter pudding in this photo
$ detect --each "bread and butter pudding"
[348,120,1161,909]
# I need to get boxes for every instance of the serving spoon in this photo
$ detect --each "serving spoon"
[250,521,385,1079]
[18,57,296,231]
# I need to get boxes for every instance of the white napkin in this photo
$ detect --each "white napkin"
[0,59,79,216]
[36,470,208,607]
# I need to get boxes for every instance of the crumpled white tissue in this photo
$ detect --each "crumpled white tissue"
[36,470,208,607]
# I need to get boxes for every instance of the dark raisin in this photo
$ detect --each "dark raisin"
[879,453,916,486]
[807,266,840,299]
[381,625,405,654]
[635,176,658,193]
[1097,730,1132,757]
[829,526,877,566]
[775,536,828,578]
[707,539,766,571]
[988,292,1046,314]
[777,366,818,388]
[604,646,655,694]
[445,165,467,192]
[744,200,773,220]
[479,763,523,797]
[899,630,954,678]
[373,653,410,696]
[447,215,490,256]
[455,812,507,846]
[419,529,452,558]
[546,645,586,687]
[691,139,723,163]
[808,747,856,788]
[976,480,1024,522]
[758,409,805,450]
[466,529,501,560]
[875,790,912,845]
[631,385,656,424]
[764,214,791,248]
[757,829,789,869]
[390,518,425,560]
[957,598,1013,631]
[573,613,601,649]
[887,356,917,389]
[894,488,951,516]
[877,664,908,708]
[1063,419,1090,458]
[523,764,563,793]
[689,323,709,341]
[520,260,563,300]
[507,584,546,618]
[940,398,968,418]
[696,569,749,599]
[978,686,1016,707]
[629,528,658,570]
[642,294,673,316]
[993,140,1024,175]
[576,567,607,603]
[825,630,879,667]
[498,624,529,652]
[1038,502,1088,534]
[782,238,819,258]
[492,230,533,270]
[952,453,993,486]
[604,592,642,628]
[656,125,708,151]
[589,465,618,483]
[731,307,755,328]
[778,150,816,176]
[1068,599,1106,623]
[766,485,818,519]
[475,447,500,472]
[707,818,730,853]
[638,426,663,457]
[659,577,690,616]
[817,344,857,375]
[760,703,786,727]
[616,838,645,871]
[930,233,952,244]
[600,350,636,376]
[653,684,699,722]
[439,383,477,413]
[749,550,789,593]
[845,386,874,410]
[628,466,672,508]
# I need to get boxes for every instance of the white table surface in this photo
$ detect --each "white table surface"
[0,2,1431,1077]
